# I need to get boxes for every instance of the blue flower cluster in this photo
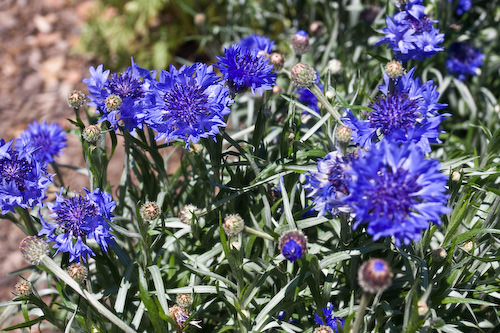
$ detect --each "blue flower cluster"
[39,188,116,263]
[446,42,485,81]
[378,0,444,61]
[314,304,345,332]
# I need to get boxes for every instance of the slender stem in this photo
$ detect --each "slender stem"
[352,292,371,333]
[50,162,65,187]
[22,208,37,236]
[40,255,136,333]
[309,84,344,124]
[244,226,274,241]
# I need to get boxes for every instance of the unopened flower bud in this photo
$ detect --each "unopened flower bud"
[309,21,324,35]
[178,204,199,225]
[385,60,404,79]
[462,240,473,252]
[451,171,461,182]
[291,63,317,88]
[314,326,334,333]
[105,94,122,111]
[432,248,447,262]
[325,90,335,100]
[417,301,428,316]
[272,86,282,94]
[194,13,206,26]
[279,230,307,262]
[67,90,86,109]
[358,258,393,294]
[360,5,381,24]
[176,293,193,308]
[223,214,245,237]
[14,280,32,297]
[328,59,342,75]
[269,52,284,71]
[170,304,189,329]
[20,236,49,265]
[140,201,160,221]
[67,263,88,284]
[291,30,310,54]
[335,125,352,143]
[82,125,101,144]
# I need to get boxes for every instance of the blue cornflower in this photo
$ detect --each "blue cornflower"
[314,303,345,332]
[83,58,154,132]
[446,42,485,81]
[146,63,233,148]
[216,44,277,95]
[449,0,471,15]
[39,188,116,263]
[302,151,351,216]
[342,68,448,153]
[378,0,444,61]
[239,34,274,54]
[279,230,307,262]
[344,140,450,246]
[17,121,66,165]
[0,140,51,213]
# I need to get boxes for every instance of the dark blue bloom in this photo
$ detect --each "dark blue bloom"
[216,44,276,95]
[17,121,66,165]
[0,140,51,213]
[302,151,351,216]
[314,303,345,332]
[344,140,450,246]
[342,68,448,153]
[279,230,307,262]
[146,63,233,148]
[39,188,116,263]
[378,0,444,61]
[446,42,485,81]
[239,34,274,54]
[449,0,471,15]
[83,58,155,132]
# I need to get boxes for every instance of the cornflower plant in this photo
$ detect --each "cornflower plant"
[1,0,500,332]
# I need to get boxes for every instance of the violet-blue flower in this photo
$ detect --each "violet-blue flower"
[342,68,448,153]
[38,188,116,263]
[146,63,233,148]
[378,0,444,61]
[344,140,450,246]
[449,0,471,15]
[83,58,154,132]
[216,44,276,95]
[239,34,274,54]
[302,151,351,216]
[0,139,51,214]
[17,121,66,165]
[314,303,345,332]
[446,42,485,81]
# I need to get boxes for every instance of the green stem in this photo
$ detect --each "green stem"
[40,255,136,333]
[352,292,371,333]
[309,84,344,124]
[244,226,274,241]
[51,162,65,187]
[21,208,37,236]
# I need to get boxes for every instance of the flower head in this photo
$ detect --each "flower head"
[20,236,49,265]
[0,140,51,213]
[279,230,307,262]
[446,42,485,81]
[83,58,154,132]
[67,263,88,284]
[291,30,310,54]
[314,303,345,332]
[342,68,448,153]
[291,63,317,88]
[451,0,471,15]
[344,140,450,246]
[378,0,444,61]
[140,201,160,221]
[14,280,32,297]
[223,213,245,237]
[146,63,233,148]
[239,34,274,54]
[217,44,276,95]
[358,258,393,293]
[178,204,199,225]
[17,121,66,165]
[38,188,116,263]
[302,151,352,216]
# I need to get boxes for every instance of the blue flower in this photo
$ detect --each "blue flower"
[146,63,233,148]
[344,140,450,246]
[17,121,66,165]
[342,68,448,153]
[446,42,485,81]
[239,34,274,54]
[216,44,276,95]
[378,0,444,61]
[39,188,116,263]
[83,58,154,132]
[302,151,352,216]
[314,303,345,332]
[279,230,307,262]
[0,140,51,213]
[449,0,471,15]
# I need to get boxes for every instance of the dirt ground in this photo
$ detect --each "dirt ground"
[0,0,126,308]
